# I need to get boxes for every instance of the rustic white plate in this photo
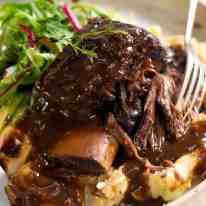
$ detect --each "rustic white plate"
[0,167,9,206]
[0,0,206,206]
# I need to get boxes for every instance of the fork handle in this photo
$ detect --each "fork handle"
[185,0,198,45]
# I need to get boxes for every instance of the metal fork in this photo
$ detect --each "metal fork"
[176,0,206,119]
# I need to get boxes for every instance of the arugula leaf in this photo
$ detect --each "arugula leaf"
[0,92,29,133]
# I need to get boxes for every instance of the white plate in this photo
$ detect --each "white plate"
[0,0,206,206]
[0,167,9,206]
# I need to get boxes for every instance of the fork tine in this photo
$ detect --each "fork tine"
[176,0,203,120]
[176,49,194,111]
[184,59,205,119]
[183,53,199,109]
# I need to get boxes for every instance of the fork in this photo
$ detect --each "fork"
[176,0,206,120]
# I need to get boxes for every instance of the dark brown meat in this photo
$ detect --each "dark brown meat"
[134,74,185,152]
[6,163,83,206]
[113,81,143,135]
[25,17,169,164]
[166,45,186,101]
[48,125,118,174]
[106,113,139,159]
